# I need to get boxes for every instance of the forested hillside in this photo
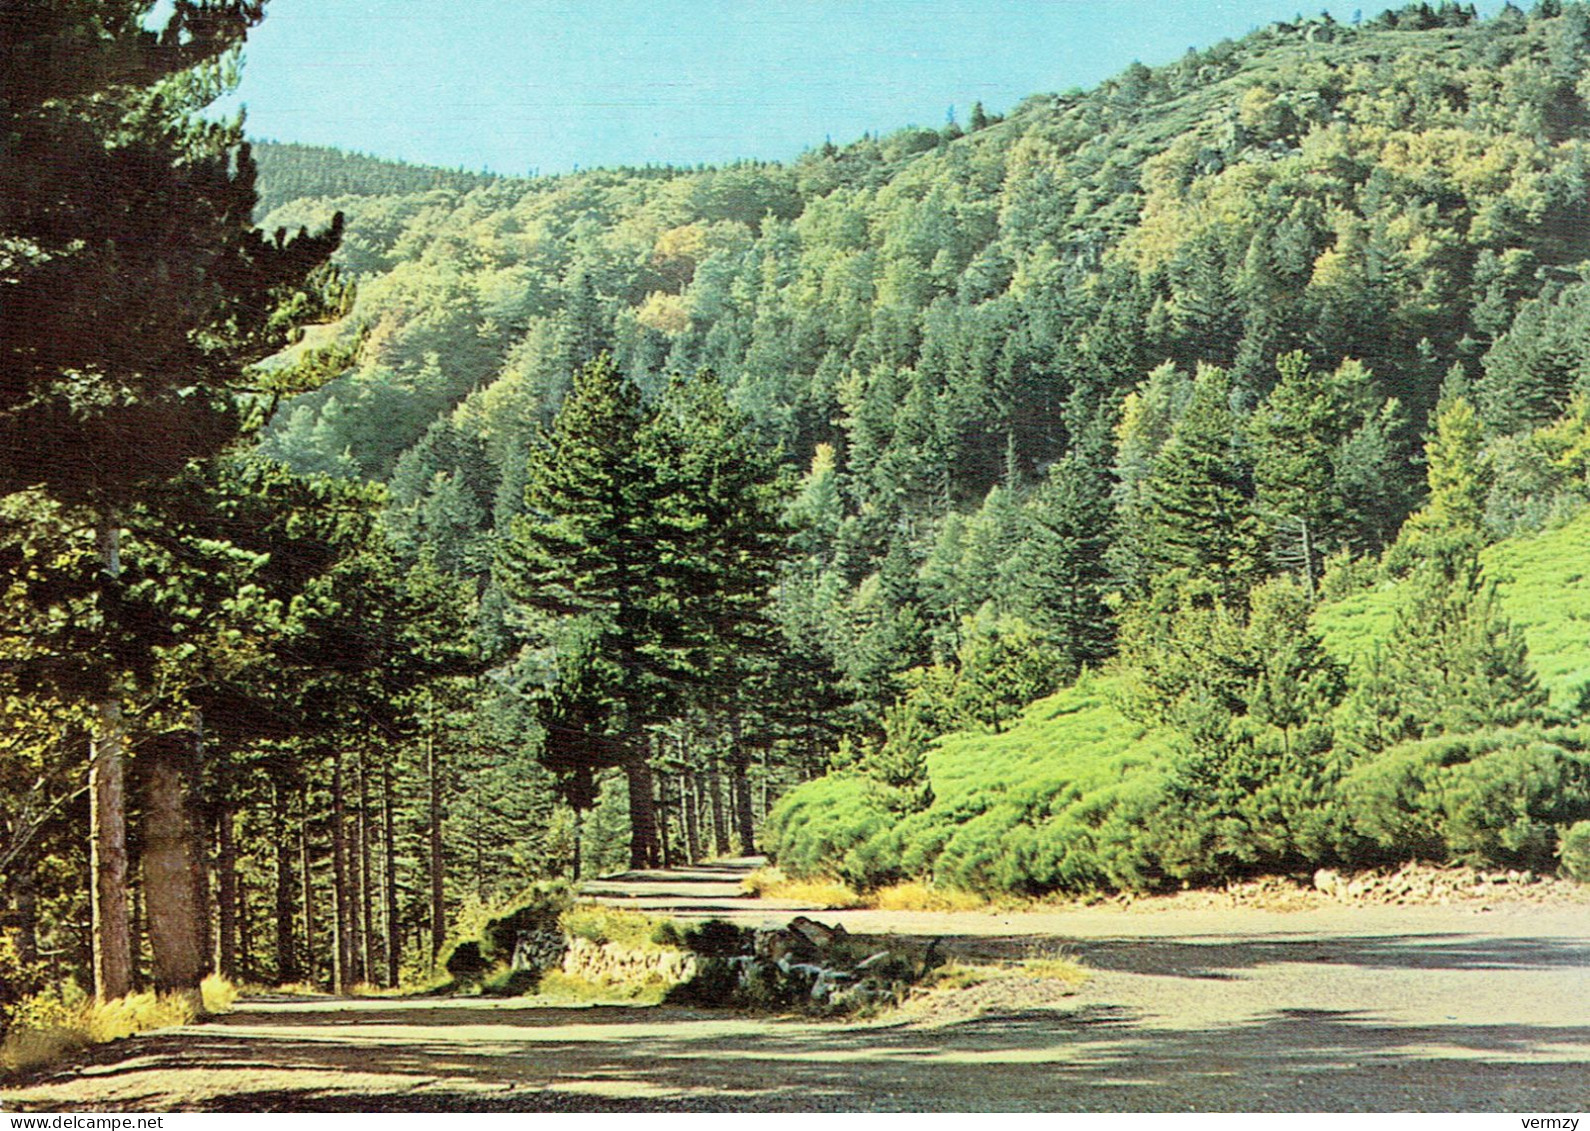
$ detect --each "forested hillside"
[9,1,1590,1021]
[251,143,504,218]
[242,1,1590,891]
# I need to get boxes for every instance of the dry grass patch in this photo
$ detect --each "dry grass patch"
[0,1025,88,1075]
[79,991,196,1042]
[201,974,238,1014]
[265,981,332,997]
[872,881,989,912]
[1019,956,1089,986]
[741,867,866,909]
[894,953,1090,1027]
[2,987,204,1076]
[919,961,1001,990]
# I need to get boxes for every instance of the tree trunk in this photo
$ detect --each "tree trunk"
[426,720,445,967]
[1301,517,1316,600]
[236,870,252,985]
[346,765,365,987]
[273,780,299,986]
[141,737,207,1005]
[331,747,353,993]
[570,808,582,882]
[727,720,755,854]
[90,518,132,1003]
[656,769,672,868]
[729,751,755,856]
[190,718,212,975]
[357,750,376,986]
[682,768,701,864]
[299,802,315,990]
[382,759,399,988]
[706,761,728,859]
[623,756,659,869]
[90,698,132,1002]
[129,875,145,991]
[213,751,239,983]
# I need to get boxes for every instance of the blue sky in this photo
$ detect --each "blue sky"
[223,1,1505,174]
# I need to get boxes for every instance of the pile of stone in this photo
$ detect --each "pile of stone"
[672,915,932,1013]
[509,925,568,973]
[1311,863,1570,905]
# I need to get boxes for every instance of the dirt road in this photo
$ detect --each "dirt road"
[4,861,1588,1112]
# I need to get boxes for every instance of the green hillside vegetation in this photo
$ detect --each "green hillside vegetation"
[247,2,1590,901]
[252,142,506,217]
[771,503,1590,895]
[1318,506,1590,702]
[17,2,1590,1021]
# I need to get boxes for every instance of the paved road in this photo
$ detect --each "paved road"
[4,861,1588,1112]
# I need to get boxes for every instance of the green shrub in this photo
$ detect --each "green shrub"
[664,959,742,1008]
[479,881,573,963]
[560,904,680,951]
[1341,726,1590,869]
[762,774,907,881]
[1559,820,1590,882]
[443,941,489,985]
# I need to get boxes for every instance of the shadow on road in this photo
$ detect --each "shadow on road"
[5,859,1586,1114]
[18,993,1586,1113]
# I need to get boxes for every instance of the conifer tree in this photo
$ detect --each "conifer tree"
[0,1,341,1001]
[499,355,670,867]
[642,369,789,847]
[1344,546,1545,752]
[1141,365,1264,599]
[1249,354,1405,588]
[1399,395,1489,555]
[1009,454,1115,675]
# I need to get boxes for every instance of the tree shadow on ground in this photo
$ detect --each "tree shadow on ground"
[7,979,1588,1113]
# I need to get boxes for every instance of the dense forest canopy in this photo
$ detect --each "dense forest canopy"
[8,1,1590,1020]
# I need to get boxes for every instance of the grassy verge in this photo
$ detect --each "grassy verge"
[1,975,239,1077]
[559,904,684,949]
[744,867,996,911]
[741,867,868,908]
[535,969,674,1005]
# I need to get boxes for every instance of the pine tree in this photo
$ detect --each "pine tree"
[1009,454,1115,675]
[1344,546,1545,752]
[1399,395,1489,556]
[1476,282,1590,435]
[499,355,670,867]
[1141,365,1264,599]
[0,1,341,1002]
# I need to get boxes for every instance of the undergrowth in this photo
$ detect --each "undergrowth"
[741,867,867,908]
[559,904,685,950]
[871,881,990,912]
[0,976,243,1077]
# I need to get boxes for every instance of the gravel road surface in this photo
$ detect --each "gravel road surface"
[4,861,1586,1112]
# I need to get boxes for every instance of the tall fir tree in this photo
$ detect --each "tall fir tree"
[1008,454,1115,675]
[498,355,671,867]
[642,369,790,848]
[1140,365,1264,600]
[0,0,341,1002]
